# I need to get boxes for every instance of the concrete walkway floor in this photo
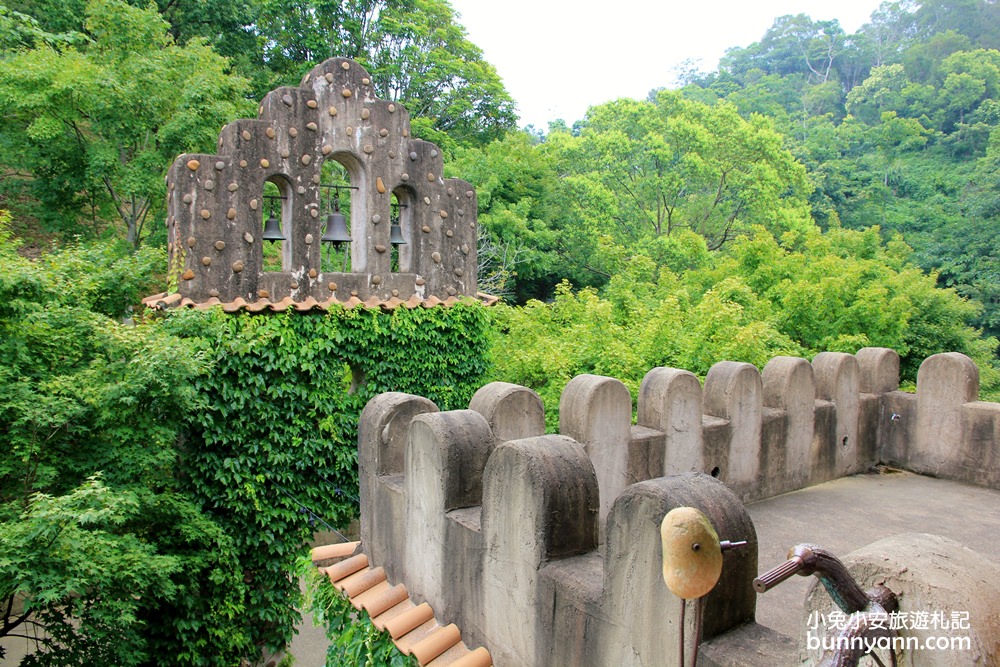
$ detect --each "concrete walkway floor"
[747,470,1000,640]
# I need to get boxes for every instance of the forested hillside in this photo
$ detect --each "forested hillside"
[1,0,998,664]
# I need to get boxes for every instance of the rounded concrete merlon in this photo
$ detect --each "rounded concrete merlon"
[801,533,1000,666]
[469,382,545,442]
[703,362,762,499]
[560,375,633,532]
[762,356,815,490]
[600,473,757,666]
[914,353,980,477]
[405,410,493,613]
[637,367,703,476]
[856,347,900,394]
[813,352,862,476]
[482,435,599,666]
[358,392,438,581]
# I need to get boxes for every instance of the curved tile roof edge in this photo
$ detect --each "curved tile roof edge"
[142,292,499,312]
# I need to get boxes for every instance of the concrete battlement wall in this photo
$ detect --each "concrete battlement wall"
[356,348,998,667]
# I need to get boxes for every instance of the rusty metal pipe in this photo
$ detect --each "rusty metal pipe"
[755,545,872,614]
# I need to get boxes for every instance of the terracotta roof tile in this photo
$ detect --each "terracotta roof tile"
[142,292,497,313]
[312,542,492,666]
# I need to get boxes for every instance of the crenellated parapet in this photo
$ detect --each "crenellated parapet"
[356,347,1000,666]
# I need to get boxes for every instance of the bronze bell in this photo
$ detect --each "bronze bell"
[262,215,285,242]
[389,221,406,245]
[321,211,352,244]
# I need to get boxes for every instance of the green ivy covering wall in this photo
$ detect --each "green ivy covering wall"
[161,301,492,657]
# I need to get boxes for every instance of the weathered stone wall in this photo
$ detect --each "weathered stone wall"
[165,57,477,304]
[356,347,1000,666]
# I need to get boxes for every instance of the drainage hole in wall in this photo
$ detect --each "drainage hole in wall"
[710,466,720,478]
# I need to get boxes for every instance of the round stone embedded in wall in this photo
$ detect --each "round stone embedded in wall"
[200,209,211,219]
[375,244,387,253]
[322,144,332,155]
[241,130,251,141]
[362,77,370,85]
[296,186,306,194]
[372,275,382,285]
[266,127,275,139]
[306,122,317,131]
[244,232,254,243]
[187,159,200,171]
[458,208,465,216]
[280,149,290,158]
[313,174,321,184]
[228,182,239,192]
[301,154,312,165]
[388,103,396,112]
[447,287,457,296]
[403,129,409,137]
[325,73,334,83]
[310,209,319,218]
[215,161,225,170]
[305,233,314,245]
[363,144,373,154]
[388,151,397,159]
[307,99,318,109]
[201,256,212,266]
[466,190,474,198]
[423,197,431,205]
[415,277,425,286]
[341,61,350,70]
[328,106,337,116]
[427,172,436,182]
[447,188,454,196]
[409,152,418,160]
[347,126,354,135]
[250,199,259,210]
[204,180,214,191]
[454,268,463,277]
[446,230,453,238]
[372,214,381,224]
[308,268,317,278]
[208,289,220,297]
[239,160,248,168]
[422,225,431,233]
[183,193,193,204]
[290,281,298,289]
[258,289,270,298]
[289,127,298,137]
[401,173,409,181]
[461,244,470,254]
[328,282,337,291]
[361,108,370,120]
[392,289,399,297]
[227,208,237,220]
[260,159,270,168]
[342,88,352,98]
[431,252,441,263]
[376,177,386,193]
[380,128,388,137]
[214,240,226,251]
[232,261,244,273]
[430,150,439,158]
[282,94,293,106]
[182,269,195,280]
[440,210,448,218]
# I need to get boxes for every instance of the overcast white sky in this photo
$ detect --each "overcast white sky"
[447,0,886,129]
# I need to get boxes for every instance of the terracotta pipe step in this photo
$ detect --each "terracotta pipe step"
[411,623,461,665]
[385,601,435,640]
[341,566,386,598]
[448,646,493,667]
[310,541,359,562]
[322,553,368,583]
